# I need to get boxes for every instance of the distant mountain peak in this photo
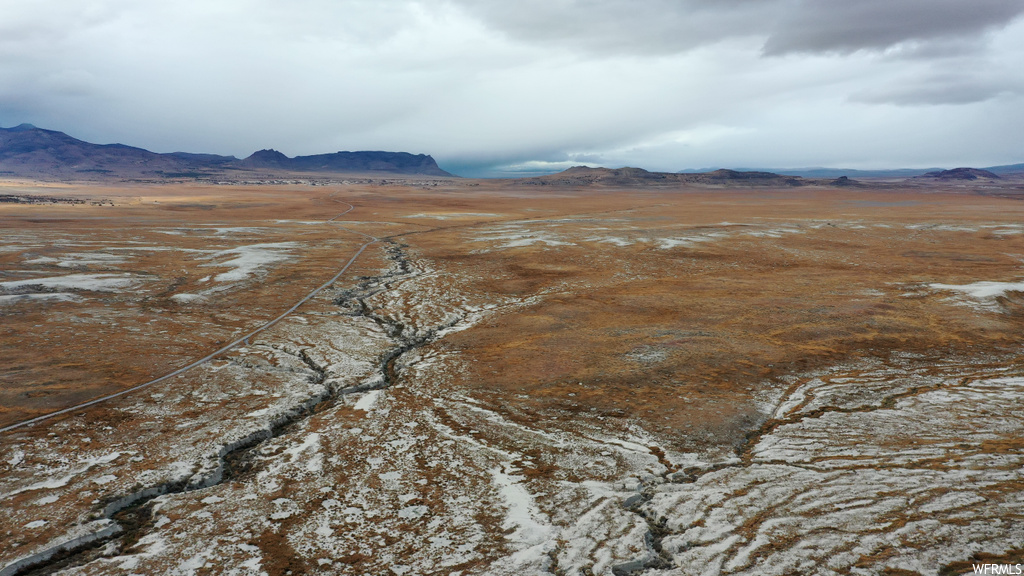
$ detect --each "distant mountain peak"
[243,149,290,166]
[5,123,39,132]
[248,148,288,158]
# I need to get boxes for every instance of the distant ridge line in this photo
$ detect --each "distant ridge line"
[0,124,454,178]
[677,163,1024,178]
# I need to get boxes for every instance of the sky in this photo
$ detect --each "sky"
[1,0,1023,177]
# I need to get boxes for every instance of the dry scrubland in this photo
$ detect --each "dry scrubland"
[2,176,1024,575]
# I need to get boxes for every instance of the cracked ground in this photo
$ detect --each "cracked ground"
[2,178,1024,575]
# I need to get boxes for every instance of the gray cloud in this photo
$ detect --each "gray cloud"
[450,0,1024,56]
[447,0,774,56]
[762,0,1024,55]
[851,74,1021,106]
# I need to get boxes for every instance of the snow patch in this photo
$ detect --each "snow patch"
[0,273,138,293]
[354,390,382,412]
[0,293,82,305]
[209,227,268,235]
[585,236,635,247]
[398,505,428,519]
[404,213,499,220]
[931,280,1024,300]
[170,293,206,303]
[200,242,299,282]
[657,235,720,249]
[5,452,121,497]
[491,467,556,567]
[24,252,128,268]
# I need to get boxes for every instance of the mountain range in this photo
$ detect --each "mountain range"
[3,123,1019,183]
[0,124,452,179]
[678,164,1024,178]
[518,165,854,187]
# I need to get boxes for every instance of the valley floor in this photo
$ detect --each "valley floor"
[2,179,1024,575]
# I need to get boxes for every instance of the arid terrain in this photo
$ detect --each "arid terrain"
[3,174,1024,576]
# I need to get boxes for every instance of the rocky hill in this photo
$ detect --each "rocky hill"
[242,148,451,176]
[519,165,814,187]
[918,167,1000,180]
[0,124,194,177]
[0,124,452,179]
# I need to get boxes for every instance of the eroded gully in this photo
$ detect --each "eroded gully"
[6,241,467,576]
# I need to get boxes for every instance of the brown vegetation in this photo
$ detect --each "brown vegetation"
[4,174,1024,575]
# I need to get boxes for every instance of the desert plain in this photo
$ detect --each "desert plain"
[2,174,1024,575]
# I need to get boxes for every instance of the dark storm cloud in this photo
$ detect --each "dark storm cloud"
[447,0,775,55]
[452,0,1024,56]
[762,0,1024,55]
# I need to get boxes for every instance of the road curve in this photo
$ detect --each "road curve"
[1,195,378,434]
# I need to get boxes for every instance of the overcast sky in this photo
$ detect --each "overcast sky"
[2,0,1023,177]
